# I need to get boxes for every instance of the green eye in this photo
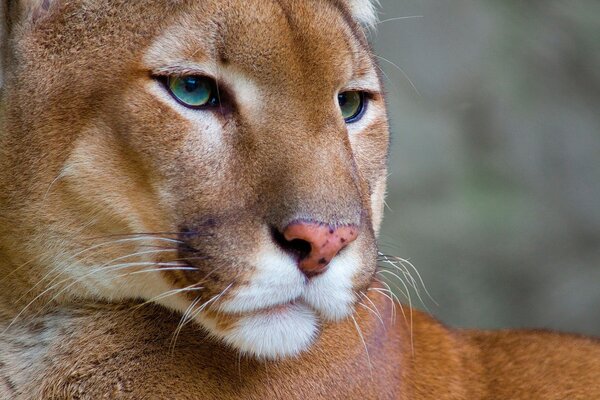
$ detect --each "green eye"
[167,75,219,108]
[338,91,365,122]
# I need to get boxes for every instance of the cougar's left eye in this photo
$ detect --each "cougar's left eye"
[338,91,366,123]
[167,76,220,108]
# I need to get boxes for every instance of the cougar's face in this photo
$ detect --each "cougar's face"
[1,0,388,359]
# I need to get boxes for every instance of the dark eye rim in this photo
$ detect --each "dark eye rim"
[156,74,222,110]
[339,91,368,123]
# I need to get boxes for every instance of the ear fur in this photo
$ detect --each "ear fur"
[1,0,54,87]
[12,0,54,24]
[0,1,8,87]
[344,0,379,29]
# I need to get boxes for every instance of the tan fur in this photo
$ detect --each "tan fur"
[0,0,599,398]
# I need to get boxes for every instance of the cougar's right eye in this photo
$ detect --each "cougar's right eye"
[338,91,366,123]
[167,76,220,108]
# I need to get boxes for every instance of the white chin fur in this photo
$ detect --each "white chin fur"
[216,303,318,360]
[302,245,360,321]
[217,248,306,314]
[191,243,362,358]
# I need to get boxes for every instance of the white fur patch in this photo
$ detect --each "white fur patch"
[302,244,360,321]
[200,241,362,359]
[370,175,387,235]
[345,0,379,28]
[218,241,306,314]
[216,302,318,360]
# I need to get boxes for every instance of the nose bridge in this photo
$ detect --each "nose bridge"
[258,111,363,227]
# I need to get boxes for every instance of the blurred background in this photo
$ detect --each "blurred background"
[373,0,600,335]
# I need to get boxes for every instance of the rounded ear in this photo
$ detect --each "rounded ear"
[344,0,379,29]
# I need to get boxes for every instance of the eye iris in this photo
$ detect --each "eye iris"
[338,91,364,122]
[168,76,214,107]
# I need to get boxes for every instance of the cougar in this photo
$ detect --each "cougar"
[0,0,598,398]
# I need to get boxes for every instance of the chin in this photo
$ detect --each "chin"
[201,302,320,360]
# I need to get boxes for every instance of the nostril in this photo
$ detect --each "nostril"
[272,221,359,278]
[271,227,312,259]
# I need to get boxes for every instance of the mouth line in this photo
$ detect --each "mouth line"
[256,302,297,315]
[226,298,310,318]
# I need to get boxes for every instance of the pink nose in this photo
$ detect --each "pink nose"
[282,222,359,277]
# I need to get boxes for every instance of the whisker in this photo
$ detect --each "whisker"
[377,15,423,25]
[170,296,203,352]
[114,265,198,278]
[187,283,233,323]
[379,253,437,306]
[5,252,184,335]
[377,257,427,310]
[46,260,191,305]
[350,314,373,378]
[373,54,420,96]
[171,283,233,351]
[237,351,243,382]
[357,298,385,327]
[20,237,181,296]
[368,287,395,325]
[131,284,204,311]
[375,270,410,299]
[374,62,400,102]
[360,291,385,327]
[0,218,142,284]
[379,279,406,325]
[377,273,415,355]
[19,246,180,304]
[379,263,424,306]
[83,231,210,241]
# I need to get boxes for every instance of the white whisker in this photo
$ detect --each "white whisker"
[360,292,385,327]
[373,54,420,96]
[377,15,423,25]
[19,240,180,303]
[171,283,234,351]
[368,287,396,325]
[385,254,437,306]
[357,300,385,327]
[4,250,186,335]
[380,273,415,355]
[114,265,197,278]
[350,314,373,378]
[171,296,203,352]
[131,285,204,311]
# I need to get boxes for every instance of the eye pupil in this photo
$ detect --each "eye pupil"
[184,78,199,92]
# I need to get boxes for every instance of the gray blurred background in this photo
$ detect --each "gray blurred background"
[373,0,600,335]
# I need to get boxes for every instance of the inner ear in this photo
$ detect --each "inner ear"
[23,0,55,22]
[6,0,55,25]
[33,0,52,19]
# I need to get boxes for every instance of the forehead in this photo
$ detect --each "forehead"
[145,0,374,87]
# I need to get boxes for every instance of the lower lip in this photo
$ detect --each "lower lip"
[269,303,292,312]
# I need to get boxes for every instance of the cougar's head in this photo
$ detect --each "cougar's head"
[0,0,388,359]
